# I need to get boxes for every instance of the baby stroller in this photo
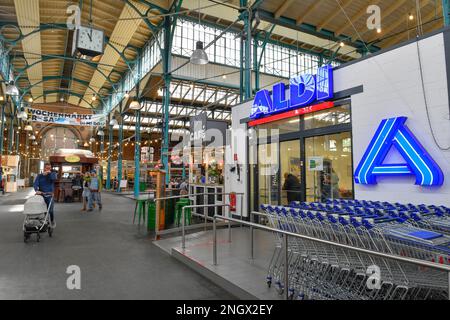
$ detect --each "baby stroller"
[22,193,53,243]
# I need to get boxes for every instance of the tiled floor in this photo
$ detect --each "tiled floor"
[0,188,235,300]
[154,227,283,300]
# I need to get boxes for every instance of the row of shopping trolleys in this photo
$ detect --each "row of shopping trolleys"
[294,199,450,217]
[260,200,450,300]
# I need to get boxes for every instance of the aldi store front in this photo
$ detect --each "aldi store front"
[225,28,450,219]
[248,99,353,208]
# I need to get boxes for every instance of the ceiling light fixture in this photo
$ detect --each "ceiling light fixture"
[129,99,141,110]
[6,81,19,96]
[190,0,209,65]
[109,117,118,126]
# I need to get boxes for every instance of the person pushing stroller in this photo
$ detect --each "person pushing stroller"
[33,163,57,228]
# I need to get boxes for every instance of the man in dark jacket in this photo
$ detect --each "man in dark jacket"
[33,163,57,227]
[283,173,302,204]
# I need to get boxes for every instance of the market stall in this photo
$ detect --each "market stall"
[49,149,98,202]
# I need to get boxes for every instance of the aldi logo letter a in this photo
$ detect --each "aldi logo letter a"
[355,117,444,187]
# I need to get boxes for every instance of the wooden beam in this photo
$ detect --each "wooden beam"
[275,0,295,19]
[296,0,323,25]
[334,0,382,36]
[317,0,353,32]
[381,6,442,48]
[367,0,416,43]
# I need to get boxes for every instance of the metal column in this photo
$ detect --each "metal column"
[444,0,450,26]
[117,110,123,192]
[8,115,14,154]
[106,122,112,190]
[15,128,19,154]
[161,17,172,185]
[240,1,252,100]
[0,103,5,185]
[253,38,259,93]
[100,128,104,184]
[134,109,141,198]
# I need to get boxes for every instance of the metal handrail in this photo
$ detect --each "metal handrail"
[212,214,450,300]
[182,204,231,249]
[154,192,244,240]
[154,192,244,202]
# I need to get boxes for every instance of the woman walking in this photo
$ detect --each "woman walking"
[81,172,91,211]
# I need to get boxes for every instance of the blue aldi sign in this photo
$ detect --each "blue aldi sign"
[250,64,334,119]
[355,117,444,187]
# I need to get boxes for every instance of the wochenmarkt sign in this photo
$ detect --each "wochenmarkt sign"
[26,108,106,127]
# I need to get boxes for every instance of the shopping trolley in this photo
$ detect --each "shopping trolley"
[261,202,449,300]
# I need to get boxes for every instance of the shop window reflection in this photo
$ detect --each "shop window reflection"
[305,132,354,202]
[304,104,350,130]
[257,117,300,138]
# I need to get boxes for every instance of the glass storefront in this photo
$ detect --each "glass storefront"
[250,102,353,210]
[305,132,353,202]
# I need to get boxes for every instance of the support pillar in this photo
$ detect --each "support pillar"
[8,115,14,154]
[100,129,104,184]
[0,103,5,185]
[161,16,172,185]
[106,122,112,190]
[134,109,141,198]
[444,0,450,26]
[15,128,19,154]
[117,111,123,192]
[240,1,252,100]
[253,38,259,93]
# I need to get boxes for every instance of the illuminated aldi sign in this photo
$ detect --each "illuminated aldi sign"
[250,64,334,119]
[355,117,444,187]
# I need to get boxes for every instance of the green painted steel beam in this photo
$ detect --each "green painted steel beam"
[32,90,99,109]
[444,0,450,26]
[117,102,123,192]
[106,120,113,190]
[19,76,107,104]
[13,55,119,88]
[127,0,168,14]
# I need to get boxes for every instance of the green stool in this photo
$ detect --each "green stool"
[133,197,147,225]
[175,199,191,227]
[147,200,156,231]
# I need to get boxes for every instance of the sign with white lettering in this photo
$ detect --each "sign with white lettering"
[25,108,106,127]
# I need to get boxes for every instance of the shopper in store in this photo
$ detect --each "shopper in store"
[87,170,102,212]
[283,172,302,204]
[81,172,91,211]
[33,163,57,227]
[179,179,189,195]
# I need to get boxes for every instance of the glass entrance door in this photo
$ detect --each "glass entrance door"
[305,132,354,202]
[280,140,302,205]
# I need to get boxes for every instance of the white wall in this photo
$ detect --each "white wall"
[334,32,450,206]
[225,101,252,218]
